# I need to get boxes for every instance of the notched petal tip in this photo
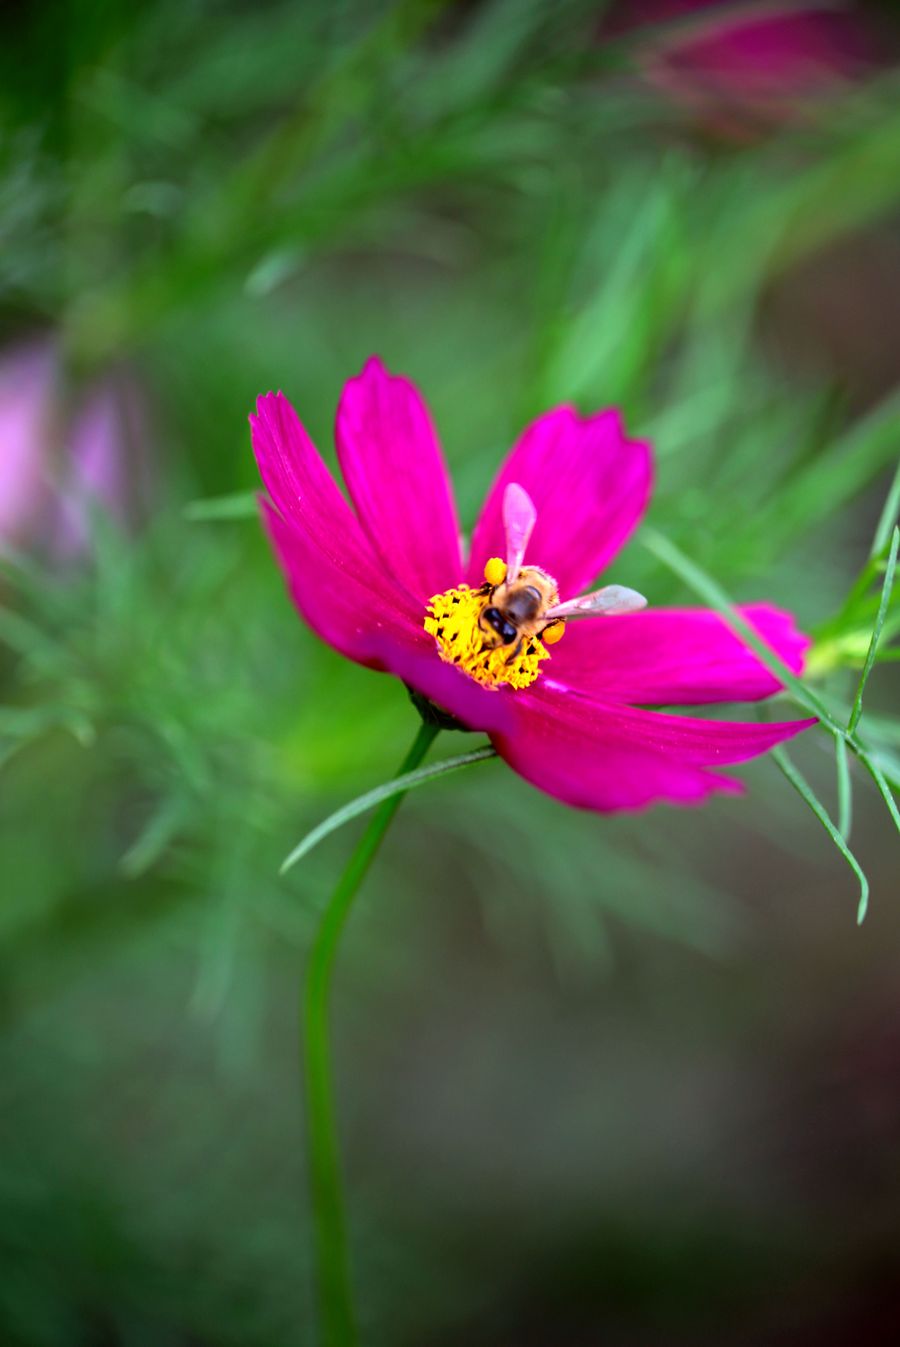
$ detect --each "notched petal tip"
[335,353,462,600]
[358,353,388,378]
[776,715,819,738]
[468,400,655,597]
[491,685,817,814]
[341,355,400,409]
[548,602,814,707]
[741,603,813,678]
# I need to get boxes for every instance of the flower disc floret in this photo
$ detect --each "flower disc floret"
[424,582,552,690]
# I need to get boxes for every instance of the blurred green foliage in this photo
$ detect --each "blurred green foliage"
[1,1,899,1344]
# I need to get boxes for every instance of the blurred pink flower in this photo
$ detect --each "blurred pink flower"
[613,1,875,138]
[0,339,151,557]
[251,357,813,812]
[0,344,56,547]
[54,374,151,558]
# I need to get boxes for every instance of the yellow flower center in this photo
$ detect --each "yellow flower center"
[424,558,564,691]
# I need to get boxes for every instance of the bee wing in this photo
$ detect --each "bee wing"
[545,584,648,619]
[503,482,537,584]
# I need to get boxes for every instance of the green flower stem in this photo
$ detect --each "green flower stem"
[302,719,440,1346]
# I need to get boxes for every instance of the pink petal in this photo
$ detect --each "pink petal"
[251,391,417,613]
[261,501,513,736]
[261,498,416,665]
[254,389,511,731]
[335,357,462,602]
[549,604,811,706]
[492,682,815,812]
[370,630,516,736]
[468,406,652,598]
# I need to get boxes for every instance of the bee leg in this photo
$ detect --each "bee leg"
[504,637,523,665]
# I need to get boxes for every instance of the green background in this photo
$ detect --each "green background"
[1,2,899,1342]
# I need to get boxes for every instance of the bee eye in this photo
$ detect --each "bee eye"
[483,606,518,644]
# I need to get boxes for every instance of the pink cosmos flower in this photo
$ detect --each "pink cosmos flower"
[610,0,875,140]
[54,372,151,559]
[250,358,814,812]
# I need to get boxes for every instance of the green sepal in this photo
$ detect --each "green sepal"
[405,683,472,732]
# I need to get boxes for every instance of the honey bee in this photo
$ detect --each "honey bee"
[478,563,562,661]
[478,482,647,663]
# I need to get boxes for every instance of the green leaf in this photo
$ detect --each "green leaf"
[281,744,498,874]
[848,526,899,734]
[0,607,64,670]
[767,387,900,542]
[0,704,95,747]
[835,736,852,842]
[120,794,191,877]
[643,527,899,863]
[640,526,839,733]
[773,747,870,923]
[859,755,900,838]
[185,491,259,522]
[871,461,900,560]
[868,747,900,790]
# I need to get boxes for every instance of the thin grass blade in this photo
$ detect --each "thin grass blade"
[185,491,259,522]
[773,747,870,923]
[870,462,900,560]
[835,736,853,842]
[848,526,898,734]
[281,745,498,874]
[641,527,839,733]
[859,754,900,838]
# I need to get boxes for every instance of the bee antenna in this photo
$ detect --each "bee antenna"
[502,482,536,584]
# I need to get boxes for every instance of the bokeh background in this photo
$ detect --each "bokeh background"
[2,1,900,1343]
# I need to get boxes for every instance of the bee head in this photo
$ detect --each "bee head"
[503,584,542,624]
